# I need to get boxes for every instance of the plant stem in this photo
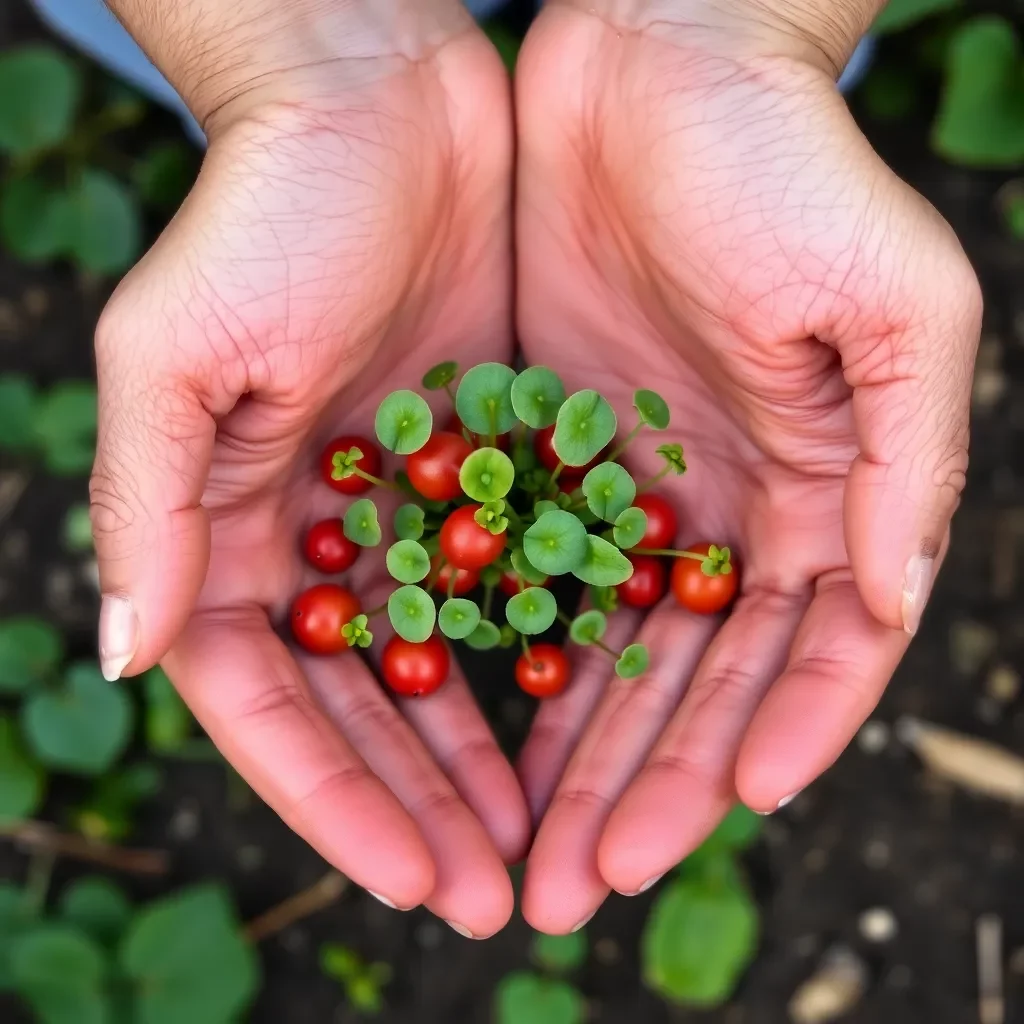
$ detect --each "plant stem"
[547,461,565,495]
[607,421,644,464]
[23,848,55,916]
[352,467,401,492]
[632,547,705,561]
[443,382,457,408]
[0,820,169,875]
[488,403,498,448]
[245,871,349,944]
[520,632,532,660]
[593,638,620,659]
[364,602,388,620]
[426,558,445,591]
[556,610,573,628]
[447,570,457,600]
[482,584,495,621]
[636,465,672,494]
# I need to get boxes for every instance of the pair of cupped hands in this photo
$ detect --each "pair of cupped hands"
[91,0,980,938]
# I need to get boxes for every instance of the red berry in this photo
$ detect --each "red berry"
[406,431,473,502]
[430,557,480,597]
[499,570,550,598]
[381,634,450,697]
[616,555,668,609]
[291,584,361,655]
[515,644,570,698]
[439,504,506,571]
[534,424,605,476]
[670,543,739,615]
[445,412,509,451]
[320,435,382,495]
[303,519,359,574]
[633,493,678,550]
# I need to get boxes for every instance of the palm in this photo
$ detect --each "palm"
[112,33,529,934]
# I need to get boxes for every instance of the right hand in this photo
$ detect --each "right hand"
[91,1,527,938]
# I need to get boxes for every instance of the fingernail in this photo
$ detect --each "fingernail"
[446,920,474,939]
[755,791,800,816]
[901,551,935,636]
[99,595,138,682]
[572,911,596,933]
[367,890,397,910]
[638,872,665,894]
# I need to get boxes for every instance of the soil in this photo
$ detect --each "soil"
[3,3,1024,1023]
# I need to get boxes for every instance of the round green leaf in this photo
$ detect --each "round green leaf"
[344,499,382,547]
[506,588,557,636]
[142,666,191,754]
[438,598,482,640]
[582,462,636,523]
[0,617,63,693]
[615,643,650,680]
[533,499,560,519]
[589,584,619,613]
[0,177,71,264]
[0,716,44,821]
[464,620,502,651]
[11,924,110,1024]
[33,381,97,476]
[656,443,687,475]
[64,170,142,275]
[495,972,585,1024]
[120,884,258,1024]
[0,47,81,157]
[63,504,94,553]
[531,930,588,973]
[553,390,617,467]
[374,390,433,455]
[394,504,425,541]
[22,662,133,775]
[511,366,566,429]
[455,362,518,436]
[0,374,38,450]
[387,586,436,643]
[634,389,670,430]
[523,511,588,575]
[0,882,39,991]
[569,610,608,646]
[59,878,132,947]
[613,507,648,550]
[573,535,633,587]
[386,540,430,584]
[510,547,549,586]
[422,361,458,391]
[134,142,196,211]
[460,447,515,502]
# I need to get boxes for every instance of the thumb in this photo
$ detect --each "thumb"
[91,291,216,681]
[841,231,981,636]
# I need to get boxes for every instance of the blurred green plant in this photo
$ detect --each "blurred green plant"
[495,927,588,1024]
[0,376,97,475]
[320,943,393,1015]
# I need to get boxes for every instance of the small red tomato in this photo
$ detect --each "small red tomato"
[633,493,679,550]
[534,424,605,475]
[499,570,550,598]
[320,435,382,495]
[445,412,509,451]
[430,557,480,597]
[617,555,668,609]
[303,519,359,574]
[406,431,473,502]
[291,584,361,655]
[515,643,571,698]
[670,543,738,615]
[381,634,450,697]
[439,504,506,570]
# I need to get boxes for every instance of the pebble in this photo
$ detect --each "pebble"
[857,720,890,755]
[280,927,308,955]
[415,920,444,950]
[987,665,1021,704]
[863,839,891,869]
[789,947,867,1024]
[977,697,1002,725]
[858,907,898,943]
[168,803,201,842]
[594,938,621,965]
[22,287,48,318]
[949,620,998,676]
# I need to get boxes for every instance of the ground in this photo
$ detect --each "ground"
[2,2,1024,1022]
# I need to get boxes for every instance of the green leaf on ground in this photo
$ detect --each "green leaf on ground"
[142,667,191,754]
[0,883,38,991]
[33,381,98,476]
[0,177,70,264]
[59,877,132,947]
[134,143,196,210]
[0,374,38,450]
[63,170,142,275]
[0,47,81,157]
[495,972,584,1024]
[0,617,63,693]
[873,0,959,34]
[0,715,45,821]
[531,930,588,973]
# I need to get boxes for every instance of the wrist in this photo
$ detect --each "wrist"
[105,0,473,133]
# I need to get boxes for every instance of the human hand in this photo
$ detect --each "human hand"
[91,0,528,937]
[514,0,981,932]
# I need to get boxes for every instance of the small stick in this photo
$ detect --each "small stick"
[1,820,169,875]
[245,870,349,943]
[977,914,1004,1024]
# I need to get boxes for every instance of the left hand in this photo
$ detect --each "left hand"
[513,0,981,932]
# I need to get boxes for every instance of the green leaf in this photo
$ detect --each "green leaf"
[573,535,633,587]
[11,924,110,1024]
[0,616,63,693]
[642,869,758,1007]
[374,389,433,454]
[0,47,80,157]
[687,805,763,865]
[569,610,607,646]
[0,715,45,821]
[438,598,482,640]
[0,374,38,450]
[634,389,670,430]
[933,17,1024,168]
[344,498,382,547]
[511,366,566,429]
[386,539,431,584]
[121,884,259,1024]
[859,64,919,122]
[22,662,133,775]
[494,972,585,1024]
[582,462,636,523]
[510,546,549,586]
[394,503,425,541]
[655,443,687,476]
[455,362,518,436]
[873,0,959,34]
[387,586,436,643]
[341,614,373,649]
[421,361,458,391]
[63,170,142,275]
[589,585,619,613]
[63,503,95,552]
[533,499,560,519]
[615,643,650,679]
[475,499,509,535]
[134,143,196,211]
[0,882,38,991]
[0,177,71,264]
[460,447,515,502]
[59,878,132,947]
[33,380,97,476]
[531,931,588,973]
[142,667,191,754]
[553,390,617,467]
[506,588,557,635]
[524,510,588,575]
[74,762,163,843]
[464,620,502,651]
[613,507,647,550]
